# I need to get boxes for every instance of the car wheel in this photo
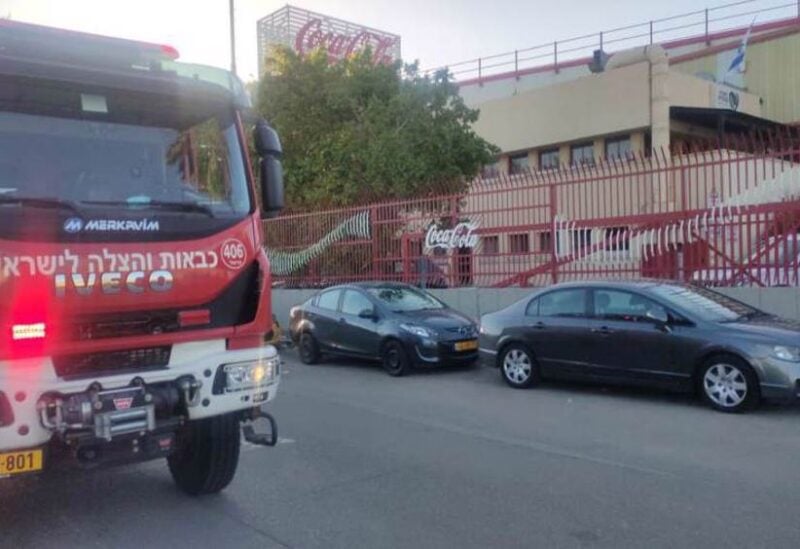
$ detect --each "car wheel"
[699,355,760,413]
[382,340,410,377]
[299,332,321,364]
[500,344,540,389]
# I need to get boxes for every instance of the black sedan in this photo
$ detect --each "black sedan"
[289,283,479,376]
[479,280,800,413]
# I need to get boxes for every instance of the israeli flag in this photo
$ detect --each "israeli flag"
[719,18,755,86]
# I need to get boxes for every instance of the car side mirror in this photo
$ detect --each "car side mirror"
[358,309,377,320]
[254,119,284,219]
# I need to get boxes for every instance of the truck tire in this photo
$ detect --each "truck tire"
[168,412,241,496]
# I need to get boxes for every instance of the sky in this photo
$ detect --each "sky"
[0,0,773,82]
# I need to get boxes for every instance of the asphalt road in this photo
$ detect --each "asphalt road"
[2,353,800,549]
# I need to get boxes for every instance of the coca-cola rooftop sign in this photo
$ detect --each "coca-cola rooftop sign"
[258,6,402,70]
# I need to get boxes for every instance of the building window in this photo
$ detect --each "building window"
[509,233,530,254]
[572,229,592,250]
[509,153,529,175]
[539,148,560,171]
[606,136,632,161]
[557,229,592,255]
[538,231,552,253]
[571,142,595,167]
[481,160,501,179]
[482,235,499,255]
[605,226,630,251]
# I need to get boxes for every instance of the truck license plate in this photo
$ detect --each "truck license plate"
[0,449,43,476]
[455,339,478,351]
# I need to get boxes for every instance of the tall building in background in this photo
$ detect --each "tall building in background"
[256,5,401,76]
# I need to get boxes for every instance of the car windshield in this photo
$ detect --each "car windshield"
[649,284,761,322]
[0,86,250,219]
[367,287,444,312]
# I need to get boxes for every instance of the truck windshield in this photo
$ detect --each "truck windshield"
[0,86,250,220]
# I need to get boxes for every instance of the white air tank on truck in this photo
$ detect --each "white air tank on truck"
[0,20,285,495]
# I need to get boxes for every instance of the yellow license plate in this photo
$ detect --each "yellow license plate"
[0,449,43,476]
[455,339,478,351]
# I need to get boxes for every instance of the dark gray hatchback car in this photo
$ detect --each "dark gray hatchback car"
[289,283,478,376]
[479,280,800,412]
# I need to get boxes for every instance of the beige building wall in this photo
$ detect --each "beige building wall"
[473,53,761,170]
[672,30,800,124]
[473,61,652,154]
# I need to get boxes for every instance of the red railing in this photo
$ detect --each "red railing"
[264,137,800,288]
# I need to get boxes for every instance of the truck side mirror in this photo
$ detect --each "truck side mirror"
[254,120,284,219]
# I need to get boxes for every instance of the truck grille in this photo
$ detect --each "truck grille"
[69,312,180,341]
[53,346,171,379]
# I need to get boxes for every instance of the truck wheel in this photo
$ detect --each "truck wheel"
[168,412,241,496]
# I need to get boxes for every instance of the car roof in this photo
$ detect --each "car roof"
[325,282,416,291]
[536,279,689,292]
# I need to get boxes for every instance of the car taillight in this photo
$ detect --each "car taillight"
[12,322,46,341]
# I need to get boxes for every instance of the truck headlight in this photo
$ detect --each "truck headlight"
[772,345,800,362]
[223,358,279,392]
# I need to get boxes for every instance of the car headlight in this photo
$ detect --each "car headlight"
[772,345,800,362]
[223,357,279,392]
[400,323,435,339]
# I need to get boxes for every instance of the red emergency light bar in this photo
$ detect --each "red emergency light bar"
[0,19,180,68]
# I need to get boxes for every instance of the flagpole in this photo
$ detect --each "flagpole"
[229,0,237,75]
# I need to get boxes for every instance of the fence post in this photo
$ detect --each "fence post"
[649,20,653,44]
[514,50,519,78]
[705,8,710,45]
[554,41,559,73]
[449,195,460,288]
[477,57,482,83]
[371,204,379,280]
[599,31,603,52]
[549,182,558,284]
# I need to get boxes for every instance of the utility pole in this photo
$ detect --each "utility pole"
[229,0,237,75]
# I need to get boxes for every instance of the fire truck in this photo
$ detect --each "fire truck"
[0,21,284,495]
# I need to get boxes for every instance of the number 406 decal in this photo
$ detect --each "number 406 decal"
[220,239,247,270]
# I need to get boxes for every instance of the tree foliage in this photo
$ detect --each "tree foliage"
[256,48,498,210]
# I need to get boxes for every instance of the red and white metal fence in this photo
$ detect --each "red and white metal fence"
[264,138,800,288]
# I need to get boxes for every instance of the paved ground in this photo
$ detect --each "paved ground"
[2,353,800,549]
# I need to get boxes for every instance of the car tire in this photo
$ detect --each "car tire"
[168,412,241,496]
[299,332,321,364]
[382,340,410,377]
[500,344,541,389]
[698,355,761,413]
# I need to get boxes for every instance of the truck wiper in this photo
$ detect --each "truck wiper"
[0,195,81,214]
[82,199,215,217]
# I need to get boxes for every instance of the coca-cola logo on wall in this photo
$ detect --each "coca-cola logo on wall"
[425,222,480,250]
[294,18,398,65]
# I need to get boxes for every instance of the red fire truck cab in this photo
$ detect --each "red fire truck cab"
[0,21,284,495]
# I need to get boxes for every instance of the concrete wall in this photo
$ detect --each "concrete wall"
[272,287,800,327]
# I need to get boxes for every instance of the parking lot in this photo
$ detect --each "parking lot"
[2,352,800,549]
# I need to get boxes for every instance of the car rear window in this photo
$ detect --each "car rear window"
[649,284,757,322]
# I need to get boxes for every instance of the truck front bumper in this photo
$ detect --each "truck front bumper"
[0,339,281,454]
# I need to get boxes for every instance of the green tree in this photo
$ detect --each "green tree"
[256,47,498,210]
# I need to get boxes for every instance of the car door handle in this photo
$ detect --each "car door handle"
[338,317,348,324]
[591,326,614,335]
[529,322,546,330]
